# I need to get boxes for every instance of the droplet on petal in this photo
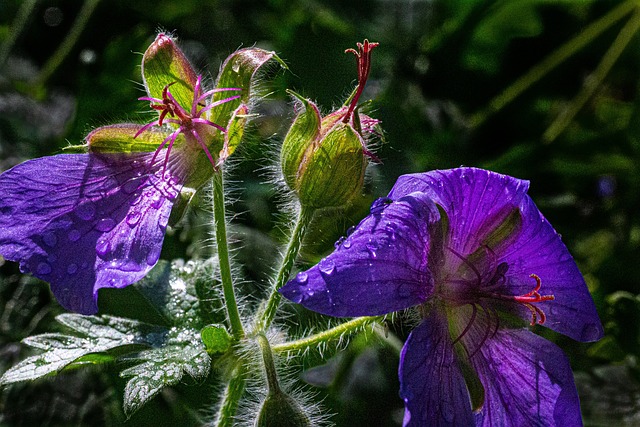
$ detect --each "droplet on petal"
[67,263,78,275]
[74,200,96,220]
[126,211,142,227]
[146,246,161,266]
[43,232,58,247]
[295,271,309,285]
[370,197,393,215]
[68,229,81,242]
[95,218,117,232]
[37,262,52,275]
[318,258,336,277]
[96,238,111,258]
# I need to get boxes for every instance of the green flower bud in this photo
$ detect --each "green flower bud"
[280,40,380,209]
[255,389,312,427]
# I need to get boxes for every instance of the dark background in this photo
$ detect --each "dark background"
[1,0,640,425]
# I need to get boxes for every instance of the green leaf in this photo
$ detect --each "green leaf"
[0,314,164,385]
[200,324,232,354]
[211,47,285,127]
[120,327,210,417]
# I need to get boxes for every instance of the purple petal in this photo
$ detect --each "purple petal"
[0,152,180,314]
[389,168,603,342]
[469,328,582,427]
[399,311,474,427]
[279,192,439,317]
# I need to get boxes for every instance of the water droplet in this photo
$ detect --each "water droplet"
[126,211,141,227]
[581,323,603,342]
[346,226,356,236]
[296,271,308,285]
[74,201,96,220]
[67,263,78,275]
[96,238,111,258]
[122,178,143,194]
[96,218,117,232]
[318,258,336,277]
[334,236,345,249]
[37,262,52,275]
[129,192,142,206]
[366,241,378,258]
[370,197,393,215]
[150,192,164,209]
[68,229,81,242]
[384,222,397,241]
[43,232,57,247]
[232,60,241,73]
[343,239,352,249]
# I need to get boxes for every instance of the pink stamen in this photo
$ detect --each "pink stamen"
[343,39,379,123]
[486,273,555,326]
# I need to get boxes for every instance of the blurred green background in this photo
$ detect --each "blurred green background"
[1,0,640,425]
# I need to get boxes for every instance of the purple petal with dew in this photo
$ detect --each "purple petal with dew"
[468,328,582,427]
[399,311,474,427]
[0,152,180,314]
[389,167,603,342]
[279,192,439,317]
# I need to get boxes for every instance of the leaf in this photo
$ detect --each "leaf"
[120,327,210,417]
[200,324,232,354]
[0,314,164,385]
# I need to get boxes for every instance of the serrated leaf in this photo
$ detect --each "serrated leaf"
[0,314,165,386]
[120,327,210,417]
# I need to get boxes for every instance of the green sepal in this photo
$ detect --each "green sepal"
[167,187,195,227]
[85,123,184,154]
[218,104,251,165]
[211,47,285,127]
[141,33,197,113]
[200,324,232,354]
[280,91,321,192]
[298,122,366,209]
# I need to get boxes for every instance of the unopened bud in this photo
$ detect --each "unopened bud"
[255,389,312,427]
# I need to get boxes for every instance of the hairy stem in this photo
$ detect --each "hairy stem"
[257,334,280,393]
[469,0,637,128]
[212,171,244,340]
[214,365,246,427]
[272,316,378,354]
[256,206,315,331]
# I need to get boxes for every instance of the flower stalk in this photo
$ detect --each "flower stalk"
[212,170,244,340]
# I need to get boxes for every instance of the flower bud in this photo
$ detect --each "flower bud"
[280,40,380,209]
[255,388,312,427]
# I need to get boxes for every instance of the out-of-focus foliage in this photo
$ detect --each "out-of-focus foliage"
[1,0,640,425]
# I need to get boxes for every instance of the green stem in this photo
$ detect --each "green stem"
[272,316,378,354]
[256,206,315,331]
[212,171,244,340]
[214,365,246,427]
[34,0,101,89]
[469,0,637,128]
[257,334,280,393]
[543,5,640,143]
[0,0,39,66]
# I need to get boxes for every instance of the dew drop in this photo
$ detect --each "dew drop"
[318,258,336,277]
[126,211,142,227]
[384,222,397,241]
[96,238,111,258]
[68,229,81,242]
[366,241,378,258]
[296,271,309,285]
[232,60,241,73]
[37,262,52,275]
[343,240,352,249]
[334,236,345,249]
[370,197,393,215]
[43,232,57,247]
[96,218,117,232]
[150,192,164,209]
[581,323,603,342]
[346,226,356,236]
[74,201,96,220]
[129,192,142,206]
[122,178,143,194]
[67,263,78,275]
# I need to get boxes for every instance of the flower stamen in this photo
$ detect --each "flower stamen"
[134,75,241,174]
[487,273,555,326]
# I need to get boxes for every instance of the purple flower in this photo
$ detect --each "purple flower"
[280,167,603,426]
[0,71,238,314]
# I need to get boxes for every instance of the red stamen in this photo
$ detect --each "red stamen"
[487,273,554,326]
[343,39,379,123]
